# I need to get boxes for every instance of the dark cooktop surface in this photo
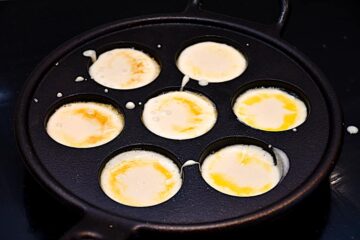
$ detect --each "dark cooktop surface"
[0,0,359,239]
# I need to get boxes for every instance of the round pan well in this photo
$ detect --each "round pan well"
[87,42,161,90]
[176,41,247,83]
[142,90,217,140]
[46,101,124,148]
[233,87,307,132]
[100,149,182,207]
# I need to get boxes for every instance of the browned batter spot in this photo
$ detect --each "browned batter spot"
[72,107,117,147]
[132,61,145,74]
[75,108,109,126]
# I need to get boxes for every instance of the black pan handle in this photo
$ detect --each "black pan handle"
[59,212,134,240]
[184,0,290,36]
[275,0,289,34]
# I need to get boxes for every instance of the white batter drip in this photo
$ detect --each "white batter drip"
[75,76,85,82]
[83,50,97,62]
[347,125,358,134]
[125,101,136,109]
[180,75,190,91]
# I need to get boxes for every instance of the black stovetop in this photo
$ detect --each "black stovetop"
[1,0,359,239]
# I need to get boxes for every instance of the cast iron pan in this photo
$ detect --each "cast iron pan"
[15,0,343,239]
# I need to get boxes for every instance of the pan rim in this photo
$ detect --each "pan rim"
[15,14,343,233]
